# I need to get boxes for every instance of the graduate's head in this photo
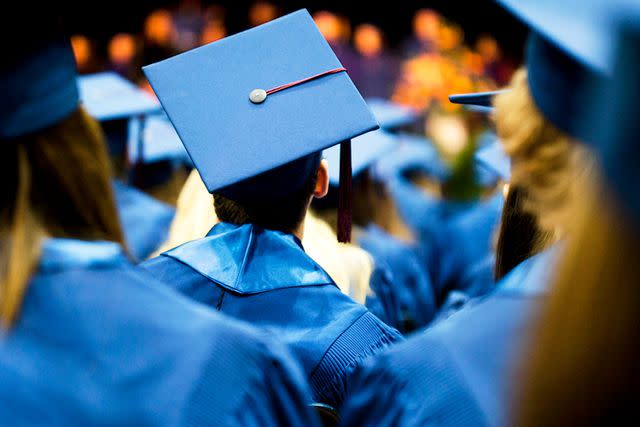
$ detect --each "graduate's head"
[494,68,592,236]
[213,153,329,235]
[517,16,640,422]
[448,0,618,237]
[0,39,125,327]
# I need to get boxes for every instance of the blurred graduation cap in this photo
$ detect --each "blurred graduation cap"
[324,130,398,186]
[448,0,627,144]
[585,8,640,222]
[127,113,190,165]
[374,133,448,182]
[78,72,160,121]
[474,139,510,182]
[78,72,162,164]
[448,90,506,113]
[1,40,79,139]
[366,98,420,130]
[143,9,378,242]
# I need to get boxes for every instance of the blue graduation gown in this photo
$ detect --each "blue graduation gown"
[0,238,318,426]
[358,224,437,333]
[340,247,557,427]
[112,180,175,261]
[429,191,504,304]
[140,222,402,407]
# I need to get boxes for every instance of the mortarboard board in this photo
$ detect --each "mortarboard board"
[324,130,398,186]
[447,0,634,144]
[1,40,79,139]
[77,72,161,122]
[474,139,510,181]
[143,9,379,242]
[366,98,419,130]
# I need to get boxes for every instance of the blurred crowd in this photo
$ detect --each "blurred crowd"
[68,1,516,208]
[70,2,514,112]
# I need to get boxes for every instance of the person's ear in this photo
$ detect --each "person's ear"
[313,159,329,199]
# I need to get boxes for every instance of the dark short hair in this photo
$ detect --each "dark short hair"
[213,169,318,234]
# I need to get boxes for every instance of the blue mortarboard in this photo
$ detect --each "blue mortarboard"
[1,40,79,139]
[324,130,398,186]
[143,9,379,242]
[374,133,449,182]
[127,113,190,165]
[366,98,419,130]
[448,0,633,143]
[586,9,640,222]
[474,139,510,181]
[77,72,161,122]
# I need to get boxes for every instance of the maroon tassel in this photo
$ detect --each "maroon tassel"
[337,139,353,243]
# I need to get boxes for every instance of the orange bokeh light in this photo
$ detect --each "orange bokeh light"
[108,33,137,65]
[413,9,441,42]
[249,1,278,26]
[354,24,383,58]
[144,9,176,46]
[70,35,91,68]
[476,34,501,63]
[313,11,342,44]
[201,20,227,45]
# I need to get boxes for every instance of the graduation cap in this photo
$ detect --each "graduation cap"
[1,40,79,139]
[474,139,510,181]
[143,9,379,242]
[78,72,164,164]
[366,98,419,130]
[127,113,190,165]
[323,130,398,186]
[448,93,499,114]
[77,72,160,122]
[448,90,506,111]
[374,133,448,183]
[448,0,629,144]
[585,9,640,222]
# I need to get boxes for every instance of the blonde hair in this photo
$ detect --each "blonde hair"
[515,169,640,426]
[494,68,589,236]
[0,108,125,327]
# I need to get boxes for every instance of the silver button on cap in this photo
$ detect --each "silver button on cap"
[249,89,267,104]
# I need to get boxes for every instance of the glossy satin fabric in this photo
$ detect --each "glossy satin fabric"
[0,238,318,426]
[340,247,557,427]
[141,222,402,407]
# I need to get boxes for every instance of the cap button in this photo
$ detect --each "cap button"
[249,89,267,104]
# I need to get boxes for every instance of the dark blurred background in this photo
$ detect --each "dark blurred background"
[65,1,526,57]
[56,0,526,111]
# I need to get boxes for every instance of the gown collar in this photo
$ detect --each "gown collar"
[164,222,335,295]
[39,238,128,273]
